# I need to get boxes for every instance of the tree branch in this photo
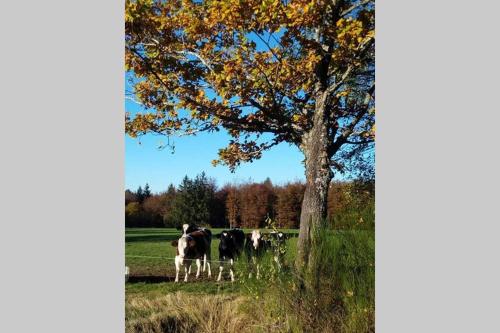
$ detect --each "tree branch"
[341,0,374,18]
[326,64,354,95]
[179,50,215,75]
[345,139,374,145]
[326,34,374,95]
[340,84,375,137]
[328,83,375,155]
[252,30,282,64]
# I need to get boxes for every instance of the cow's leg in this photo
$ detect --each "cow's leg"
[174,256,181,283]
[188,265,192,274]
[256,263,260,279]
[217,256,225,282]
[206,260,212,278]
[202,253,207,272]
[217,265,224,282]
[229,258,235,282]
[195,258,201,278]
[206,250,212,278]
[184,261,191,282]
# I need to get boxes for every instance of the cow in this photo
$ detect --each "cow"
[215,228,245,282]
[181,223,208,274]
[244,229,270,279]
[171,228,212,282]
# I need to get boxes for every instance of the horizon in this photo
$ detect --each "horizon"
[125,167,365,195]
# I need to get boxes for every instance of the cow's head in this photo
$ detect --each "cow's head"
[251,230,262,250]
[217,231,234,250]
[171,235,195,264]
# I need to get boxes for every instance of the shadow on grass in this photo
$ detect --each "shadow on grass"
[127,275,175,283]
[126,275,229,284]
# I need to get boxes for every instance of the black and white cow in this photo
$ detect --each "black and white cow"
[171,228,212,282]
[216,228,245,281]
[244,229,270,279]
[180,223,210,274]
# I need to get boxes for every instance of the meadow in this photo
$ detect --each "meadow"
[126,227,374,333]
[125,227,298,280]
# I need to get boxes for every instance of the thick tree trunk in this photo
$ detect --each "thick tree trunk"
[296,94,332,270]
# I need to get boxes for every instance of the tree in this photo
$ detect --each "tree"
[191,172,217,225]
[136,186,144,203]
[169,173,216,228]
[213,187,229,227]
[125,0,375,269]
[225,186,240,228]
[275,182,305,228]
[143,183,152,199]
[125,201,144,227]
[143,192,170,227]
[239,183,274,228]
[162,184,177,227]
[169,176,194,228]
[125,189,138,205]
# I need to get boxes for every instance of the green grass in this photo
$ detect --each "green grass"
[125,227,374,333]
[125,227,299,294]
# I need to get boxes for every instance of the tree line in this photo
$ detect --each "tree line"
[125,172,374,230]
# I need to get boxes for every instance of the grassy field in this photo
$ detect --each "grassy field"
[125,227,298,281]
[125,227,374,333]
[126,227,299,298]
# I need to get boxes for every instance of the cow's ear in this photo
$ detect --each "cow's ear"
[215,233,221,239]
[171,240,178,247]
[188,239,196,247]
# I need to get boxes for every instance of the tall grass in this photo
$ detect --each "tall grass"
[126,291,293,333]
[239,221,375,333]
[303,222,375,332]
[126,293,250,333]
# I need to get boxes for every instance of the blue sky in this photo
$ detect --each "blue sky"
[125,96,307,193]
[125,31,313,193]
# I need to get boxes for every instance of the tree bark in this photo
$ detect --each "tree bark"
[296,93,333,270]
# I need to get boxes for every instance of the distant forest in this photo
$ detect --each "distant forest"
[125,172,374,230]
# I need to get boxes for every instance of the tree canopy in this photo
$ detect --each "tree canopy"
[125,0,375,173]
[169,172,216,228]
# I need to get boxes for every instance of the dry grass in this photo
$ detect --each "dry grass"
[126,292,285,333]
